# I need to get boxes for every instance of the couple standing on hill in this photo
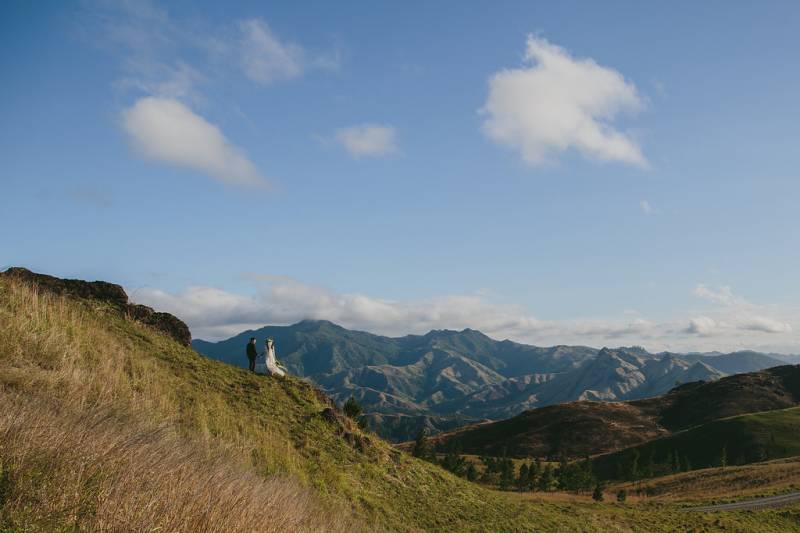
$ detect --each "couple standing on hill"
[246,337,286,377]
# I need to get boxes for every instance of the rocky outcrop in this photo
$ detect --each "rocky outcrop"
[3,267,129,308]
[126,304,192,347]
[2,267,191,346]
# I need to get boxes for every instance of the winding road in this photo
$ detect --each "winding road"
[684,491,800,512]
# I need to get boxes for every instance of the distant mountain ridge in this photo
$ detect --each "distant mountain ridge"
[192,320,789,441]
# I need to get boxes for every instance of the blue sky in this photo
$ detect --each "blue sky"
[2,1,799,352]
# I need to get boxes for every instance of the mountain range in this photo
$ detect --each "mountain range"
[193,320,789,441]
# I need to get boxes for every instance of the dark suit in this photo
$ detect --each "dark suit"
[247,342,258,372]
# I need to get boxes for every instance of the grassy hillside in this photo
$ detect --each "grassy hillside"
[610,456,800,502]
[2,276,800,531]
[428,365,800,459]
[425,400,667,458]
[593,407,800,481]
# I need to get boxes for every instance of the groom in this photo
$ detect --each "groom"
[246,337,258,372]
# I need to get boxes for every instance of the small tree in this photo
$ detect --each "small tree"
[466,462,478,482]
[343,396,362,419]
[516,463,529,491]
[499,458,515,490]
[592,482,605,502]
[526,461,538,491]
[628,449,640,481]
[440,447,467,477]
[719,444,728,468]
[616,489,627,503]
[412,428,430,460]
[538,464,555,492]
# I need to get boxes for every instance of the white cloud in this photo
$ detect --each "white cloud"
[693,284,740,306]
[121,97,267,187]
[132,275,675,349]
[688,284,792,336]
[335,124,398,158]
[741,316,792,334]
[238,19,304,85]
[481,36,647,167]
[640,200,655,215]
[130,276,800,354]
[685,316,718,336]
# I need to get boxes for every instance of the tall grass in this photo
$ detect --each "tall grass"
[4,278,800,532]
[0,393,353,532]
[0,279,361,532]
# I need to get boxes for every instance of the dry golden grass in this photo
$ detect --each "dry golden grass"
[0,280,362,532]
[609,457,800,502]
[4,277,800,532]
[0,393,354,532]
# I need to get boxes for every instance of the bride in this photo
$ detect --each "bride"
[258,338,285,377]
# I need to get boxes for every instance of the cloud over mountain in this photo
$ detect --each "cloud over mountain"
[131,275,796,353]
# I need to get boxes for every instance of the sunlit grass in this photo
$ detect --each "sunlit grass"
[2,277,800,532]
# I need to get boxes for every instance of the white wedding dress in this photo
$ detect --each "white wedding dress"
[261,342,285,377]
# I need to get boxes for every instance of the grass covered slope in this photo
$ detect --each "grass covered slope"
[428,365,800,460]
[2,276,800,532]
[593,406,800,481]
[611,456,800,502]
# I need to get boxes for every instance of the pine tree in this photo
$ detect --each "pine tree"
[499,457,515,490]
[411,427,430,460]
[466,462,478,482]
[516,463,529,491]
[538,464,555,492]
[719,444,728,468]
[592,482,605,502]
[628,449,640,481]
[343,396,362,419]
[526,461,537,490]
[440,448,467,477]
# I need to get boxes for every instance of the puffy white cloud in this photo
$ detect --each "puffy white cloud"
[121,97,266,187]
[640,200,655,215]
[335,124,398,158]
[481,36,647,167]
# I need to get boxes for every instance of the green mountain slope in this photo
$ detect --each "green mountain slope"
[593,406,800,481]
[4,271,800,531]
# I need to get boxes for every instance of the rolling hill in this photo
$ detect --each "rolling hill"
[194,325,787,441]
[8,269,798,531]
[426,364,800,459]
[592,405,800,481]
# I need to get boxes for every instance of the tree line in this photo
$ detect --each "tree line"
[411,429,621,501]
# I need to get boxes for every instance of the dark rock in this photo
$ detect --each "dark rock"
[3,267,129,309]
[127,304,192,347]
[2,267,192,346]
